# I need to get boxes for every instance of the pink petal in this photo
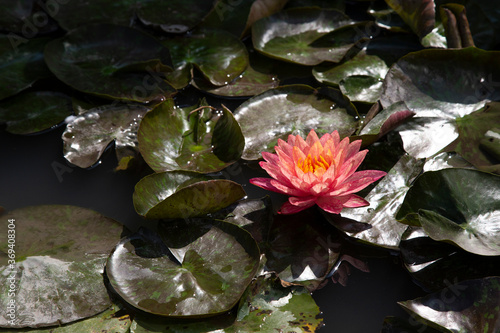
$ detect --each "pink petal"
[309,140,324,159]
[310,182,329,195]
[271,179,309,196]
[335,150,368,184]
[279,199,315,214]
[295,134,310,152]
[342,194,370,208]
[328,170,387,196]
[345,139,362,160]
[306,129,320,146]
[262,151,279,164]
[292,146,306,165]
[277,138,293,157]
[249,177,286,194]
[319,132,332,146]
[315,196,346,214]
[260,162,293,187]
[289,196,316,207]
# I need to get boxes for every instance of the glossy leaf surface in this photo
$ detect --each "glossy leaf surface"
[252,8,354,65]
[63,103,149,168]
[138,99,244,173]
[380,48,500,158]
[333,154,424,249]
[385,0,435,38]
[106,223,259,317]
[163,29,248,87]
[234,85,359,160]
[397,169,500,256]
[399,277,500,333]
[0,91,72,135]
[400,227,500,291]
[44,24,174,102]
[265,209,342,291]
[133,171,246,219]
[0,206,122,328]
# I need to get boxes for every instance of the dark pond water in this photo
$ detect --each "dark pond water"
[0,125,426,332]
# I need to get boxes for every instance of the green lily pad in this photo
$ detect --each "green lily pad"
[444,102,500,173]
[106,222,260,317]
[133,171,246,219]
[0,205,123,328]
[3,305,132,332]
[163,29,248,88]
[234,84,359,160]
[313,50,390,103]
[138,99,244,173]
[62,103,149,168]
[136,0,214,33]
[380,47,500,159]
[44,24,175,103]
[129,275,322,332]
[385,0,435,39]
[192,64,279,97]
[399,277,500,333]
[0,36,52,101]
[0,91,72,135]
[329,154,424,249]
[397,168,500,256]
[265,209,342,291]
[251,7,354,65]
[400,227,500,291]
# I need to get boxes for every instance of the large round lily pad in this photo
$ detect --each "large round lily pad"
[397,168,500,256]
[252,8,354,65]
[0,205,123,328]
[138,99,244,173]
[133,171,246,219]
[234,84,359,160]
[0,91,72,135]
[44,24,175,103]
[380,47,500,159]
[106,222,260,317]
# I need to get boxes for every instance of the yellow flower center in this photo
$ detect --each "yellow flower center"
[297,154,330,174]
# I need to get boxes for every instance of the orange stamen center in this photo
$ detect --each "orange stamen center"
[297,154,330,174]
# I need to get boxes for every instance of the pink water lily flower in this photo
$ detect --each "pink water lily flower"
[250,129,387,214]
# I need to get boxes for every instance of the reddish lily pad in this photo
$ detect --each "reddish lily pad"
[0,205,123,328]
[106,222,260,317]
[133,171,246,219]
[234,85,359,160]
[44,24,175,103]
